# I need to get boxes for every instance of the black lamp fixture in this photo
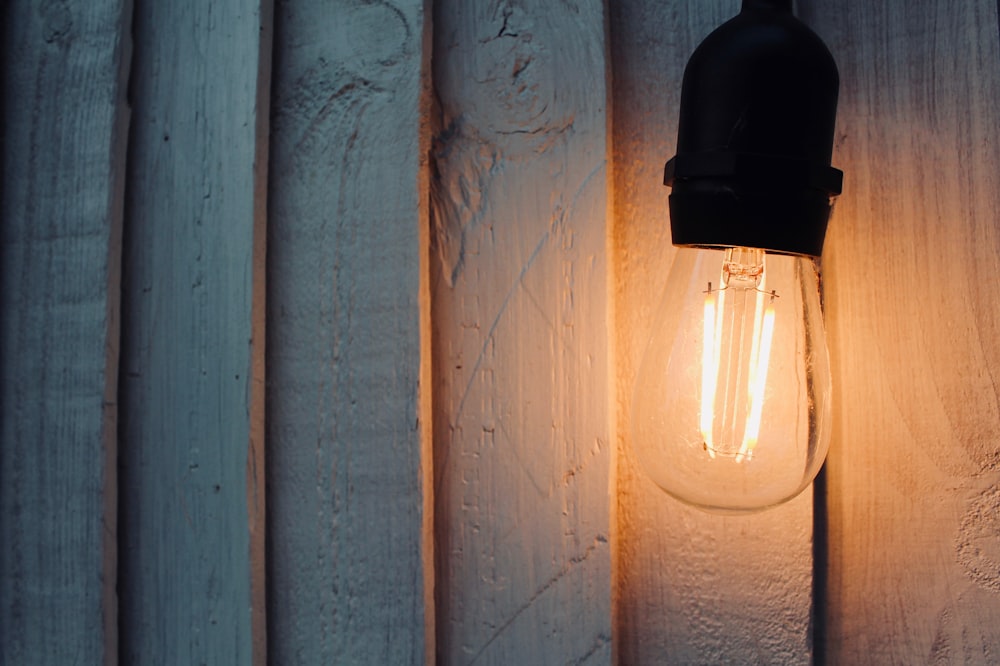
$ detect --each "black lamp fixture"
[631,0,843,513]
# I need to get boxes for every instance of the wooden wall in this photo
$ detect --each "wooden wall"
[2,0,1000,664]
[1,2,130,663]
[265,0,432,662]
[430,1,612,663]
[803,1,1000,661]
[117,1,272,663]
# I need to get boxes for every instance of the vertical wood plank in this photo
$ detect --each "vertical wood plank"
[265,0,433,663]
[431,1,613,663]
[610,1,815,663]
[118,1,272,662]
[0,2,130,664]
[801,0,1000,661]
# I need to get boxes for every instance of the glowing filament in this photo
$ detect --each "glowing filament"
[737,300,775,462]
[699,251,776,463]
[700,286,717,456]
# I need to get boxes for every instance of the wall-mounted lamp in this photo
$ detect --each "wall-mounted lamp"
[632,0,842,513]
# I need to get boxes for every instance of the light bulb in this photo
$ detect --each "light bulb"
[631,246,831,513]
[635,0,842,512]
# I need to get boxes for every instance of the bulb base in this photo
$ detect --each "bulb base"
[664,4,842,257]
[665,157,838,257]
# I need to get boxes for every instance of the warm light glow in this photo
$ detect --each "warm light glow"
[631,247,832,512]
[700,286,717,457]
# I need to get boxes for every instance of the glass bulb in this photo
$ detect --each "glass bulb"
[631,246,832,513]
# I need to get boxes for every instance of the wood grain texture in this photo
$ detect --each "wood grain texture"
[118,1,271,663]
[800,0,1000,662]
[610,1,815,663]
[265,0,433,663]
[431,1,612,663]
[0,2,130,664]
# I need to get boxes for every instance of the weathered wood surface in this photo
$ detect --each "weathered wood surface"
[610,1,815,663]
[0,2,130,664]
[7,1,1000,663]
[802,0,1000,662]
[431,1,613,663]
[117,1,271,663]
[265,0,433,663]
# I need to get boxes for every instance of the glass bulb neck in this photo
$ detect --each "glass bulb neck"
[721,247,765,289]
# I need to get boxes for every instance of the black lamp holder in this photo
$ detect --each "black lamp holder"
[664,0,842,257]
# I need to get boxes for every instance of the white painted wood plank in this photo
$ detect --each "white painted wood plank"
[431,1,613,663]
[118,1,271,663]
[801,0,1000,662]
[0,2,130,664]
[265,1,433,663]
[610,1,815,663]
